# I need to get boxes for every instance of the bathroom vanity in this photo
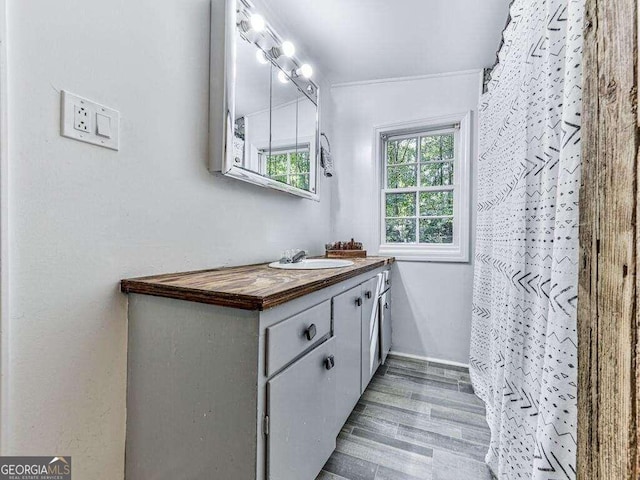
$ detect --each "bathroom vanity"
[121,257,394,480]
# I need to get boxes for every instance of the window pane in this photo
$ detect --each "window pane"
[267,154,287,176]
[387,165,417,188]
[271,175,287,184]
[290,152,310,174]
[420,134,454,162]
[387,138,417,164]
[420,191,453,216]
[420,161,453,186]
[386,218,416,243]
[289,174,309,190]
[419,218,453,244]
[386,192,416,217]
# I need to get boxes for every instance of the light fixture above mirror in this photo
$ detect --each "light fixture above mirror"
[209,0,321,200]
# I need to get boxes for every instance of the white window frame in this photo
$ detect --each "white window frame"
[259,143,311,186]
[256,136,317,192]
[374,112,471,262]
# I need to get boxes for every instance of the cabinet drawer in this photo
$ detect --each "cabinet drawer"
[267,337,337,480]
[266,300,331,377]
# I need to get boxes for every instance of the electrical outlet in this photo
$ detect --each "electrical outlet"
[60,90,120,150]
[74,104,91,133]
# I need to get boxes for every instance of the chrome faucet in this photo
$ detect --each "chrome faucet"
[279,249,307,264]
[291,250,306,263]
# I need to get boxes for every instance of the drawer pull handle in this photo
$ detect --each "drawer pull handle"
[304,324,317,341]
[324,355,335,370]
[355,297,362,307]
[365,291,372,299]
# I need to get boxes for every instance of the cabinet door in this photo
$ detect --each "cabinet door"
[380,290,392,364]
[267,338,337,480]
[361,276,381,392]
[332,285,363,431]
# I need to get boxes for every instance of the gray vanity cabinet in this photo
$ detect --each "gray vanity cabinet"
[123,260,392,480]
[267,337,337,480]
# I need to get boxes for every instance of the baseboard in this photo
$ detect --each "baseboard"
[388,350,470,369]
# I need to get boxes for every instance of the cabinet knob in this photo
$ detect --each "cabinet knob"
[384,303,389,310]
[365,291,372,299]
[355,297,362,307]
[304,324,317,341]
[324,355,335,370]
[385,279,390,286]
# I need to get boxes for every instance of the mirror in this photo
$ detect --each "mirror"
[265,67,317,192]
[232,29,272,172]
[209,0,320,200]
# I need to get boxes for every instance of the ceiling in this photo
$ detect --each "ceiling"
[253,0,512,85]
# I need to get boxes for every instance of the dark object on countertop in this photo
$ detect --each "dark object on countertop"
[325,238,366,258]
[325,239,363,250]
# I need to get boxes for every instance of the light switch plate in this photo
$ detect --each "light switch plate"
[61,90,120,150]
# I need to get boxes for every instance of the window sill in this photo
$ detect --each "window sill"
[378,244,469,263]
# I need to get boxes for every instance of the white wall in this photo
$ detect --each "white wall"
[5,0,332,478]
[331,71,481,365]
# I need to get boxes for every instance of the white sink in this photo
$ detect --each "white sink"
[268,259,355,270]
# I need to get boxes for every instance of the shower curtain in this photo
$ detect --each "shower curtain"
[470,1,583,479]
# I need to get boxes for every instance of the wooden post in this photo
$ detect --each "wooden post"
[578,0,639,478]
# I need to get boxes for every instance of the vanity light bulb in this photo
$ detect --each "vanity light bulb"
[277,70,290,84]
[250,14,265,32]
[299,64,313,79]
[256,49,269,65]
[281,40,296,57]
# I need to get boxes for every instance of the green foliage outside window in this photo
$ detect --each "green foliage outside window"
[387,138,417,164]
[384,132,455,244]
[386,219,416,244]
[420,134,454,161]
[386,193,416,217]
[420,191,453,216]
[265,149,310,191]
[419,218,453,243]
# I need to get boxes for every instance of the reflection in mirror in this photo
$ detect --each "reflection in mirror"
[230,0,319,196]
[295,87,318,191]
[259,73,317,192]
[264,67,301,187]
[233,27,271,171]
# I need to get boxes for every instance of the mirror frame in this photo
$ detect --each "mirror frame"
[208,0,321,201]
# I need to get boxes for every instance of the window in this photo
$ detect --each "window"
[377,113,471,262]
[259,144,311,191]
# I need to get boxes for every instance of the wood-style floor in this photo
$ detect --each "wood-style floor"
[316,354,494,480]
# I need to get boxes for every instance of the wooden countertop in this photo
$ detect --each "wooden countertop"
[121,256,395,311]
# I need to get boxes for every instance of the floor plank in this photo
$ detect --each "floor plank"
[336,433,432,478]
[322,450,379,480]
[317,356,493,480]
[432,450,493,480]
